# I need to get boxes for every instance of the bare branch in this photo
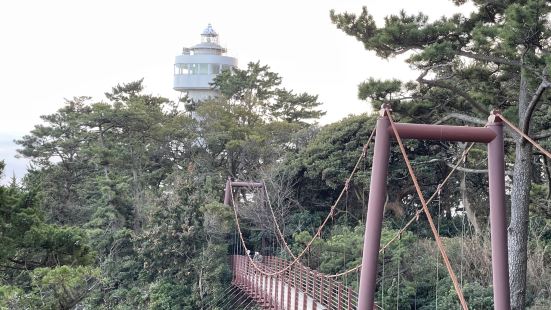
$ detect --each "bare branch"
[434,113,487,126]
[444,161,512,176]
[543,156,551,200]
[523,72,551,134]
[533,128,551,140]
[435,112,518,141]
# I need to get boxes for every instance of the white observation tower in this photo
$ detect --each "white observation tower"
[173,24,237,105]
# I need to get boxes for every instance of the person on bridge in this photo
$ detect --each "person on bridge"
[253,251,262,262]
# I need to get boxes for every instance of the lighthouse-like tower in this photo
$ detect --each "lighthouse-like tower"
[173,24,237,105]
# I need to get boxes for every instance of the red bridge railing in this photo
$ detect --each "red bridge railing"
[231,255,358,310]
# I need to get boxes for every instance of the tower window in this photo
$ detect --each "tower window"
[199,64,208,74]
[211,64,220,74]
[189,64,199,75]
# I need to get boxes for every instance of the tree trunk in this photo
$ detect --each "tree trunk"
[460,170,480,235]
[508,68,532,310]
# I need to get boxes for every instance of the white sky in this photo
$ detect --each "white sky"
[0,0,474,184]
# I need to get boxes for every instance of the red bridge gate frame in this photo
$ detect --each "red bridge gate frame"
[358,105,510,310]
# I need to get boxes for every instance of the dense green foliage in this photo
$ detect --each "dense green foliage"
[2,2,551,307]
[330,0,551,308]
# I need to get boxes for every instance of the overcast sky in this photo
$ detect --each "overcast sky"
[0,0,474,184]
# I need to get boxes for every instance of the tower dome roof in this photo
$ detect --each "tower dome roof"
[202,23,218,37]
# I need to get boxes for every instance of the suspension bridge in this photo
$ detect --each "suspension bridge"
[208,105,551,310]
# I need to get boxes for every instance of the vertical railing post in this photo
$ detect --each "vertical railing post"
[255,264,259,298]
[313,292,318,310]
[303,265,308,310]
[270,269,273,308]
[280,266,285,310]
[261,275,268,303]
[319,274,324,304]
[287,262,291,309]
[348,287,352,310]
[311,271,316,304]
[358,109,391,310]
[487,113,511,310]
[337,283,343,310]
[328,278,333,309]
[275,259,280,309]
[244,256,248,287]
[294,265,299,310]
[241,256,244,286]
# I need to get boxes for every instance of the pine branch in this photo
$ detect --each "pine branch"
[417,72,489,114]
[456,50,521,67]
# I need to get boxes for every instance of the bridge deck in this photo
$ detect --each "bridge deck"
[231,255,357,310]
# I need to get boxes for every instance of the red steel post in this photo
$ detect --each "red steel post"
[223,177,231,206]
[487,115,511,310]
[358,112,391,310]
[388,123,496,143]
[230,181,264,187]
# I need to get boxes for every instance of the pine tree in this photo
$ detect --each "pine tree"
[331,1,551,308]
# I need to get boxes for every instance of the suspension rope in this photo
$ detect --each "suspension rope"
[381,247,385,309]
[231,126,377,276]
[386,108,469,310]
[204,285,237,309]
[435,187,442,310]
[262,125,376,263]
[215,286,242,309]
[323,142,475,279]
[262,183,297,260]
[396,233,401,310]
[225,289,250,309]
[495,112,551,159]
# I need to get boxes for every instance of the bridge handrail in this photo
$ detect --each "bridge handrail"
[231,254,358,309]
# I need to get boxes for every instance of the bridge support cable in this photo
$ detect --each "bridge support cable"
[321,139,477,280]
[203,285,238,309]
[357,103,515,310]
[262,126,377,263]
[228,125,378,277]
[259,126,479,285]
[386,108,469,310]
[494,112,551,159]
